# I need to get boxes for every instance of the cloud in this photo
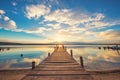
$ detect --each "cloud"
[25,4,50,19]
[44,9,105,26]
[99,30,120,40]
[12,2,17,6]
[40,7,120,43]
[46,23,61,29]
[4,20,17,30]
[0,9,5,14]
[0,9,17,30]
[58,29,70,35]
[14,27,52,34]
[4,16,10,21]
[23,27,52,33]
[24,4,120,28]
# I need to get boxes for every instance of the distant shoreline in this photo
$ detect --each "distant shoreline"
[0,42,120,45]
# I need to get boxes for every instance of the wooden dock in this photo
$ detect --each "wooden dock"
[21,45,94,80]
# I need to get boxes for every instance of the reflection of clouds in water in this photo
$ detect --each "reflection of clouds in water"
[22,58,40,65]
[0,56,47,69]
[67,48,96,63]
[87,50,120,62]
[0,59,17,69]
[2,47,54,53]
[68,48,120,71]
[10,54,48,68]
[39,54,47,61]
[0,47,54,69]
[86,60,120,71]
[1,46,120,70]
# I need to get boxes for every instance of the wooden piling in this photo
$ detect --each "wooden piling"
[70,49,73,57]
[80,56,84,68]
[48,52,50,56]
[64,47,66,51]
[32,61,35,69]
[62,45,64,49]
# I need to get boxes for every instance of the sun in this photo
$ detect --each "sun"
[54,36,64,44]
[55,37,63,42]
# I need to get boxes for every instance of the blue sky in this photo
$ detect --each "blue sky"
[0,0,120,43]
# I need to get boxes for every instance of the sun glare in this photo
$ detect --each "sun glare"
[55,36,64,43]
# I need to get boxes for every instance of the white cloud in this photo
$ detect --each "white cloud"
[24,27,52,33]
[95,13,105,20]
[0,9,17,30]
[44,9,76,25]
[4,16,10,21]
[4,20,17,30]
[43,8,120,31]
[25,4,50,19]
[12,2,17,6]
[14,27,52,34]
[24,4,120,30]
[99,30,120,40]
[0,9,5,14]
[44,9,106,26]
[46,23,61,29]
[24,4,120,43]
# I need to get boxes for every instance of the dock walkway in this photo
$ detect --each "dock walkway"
[22,45,93,80]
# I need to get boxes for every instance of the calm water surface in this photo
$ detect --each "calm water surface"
[0,45,120,71]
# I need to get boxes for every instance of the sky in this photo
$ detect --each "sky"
[0,0,120,43]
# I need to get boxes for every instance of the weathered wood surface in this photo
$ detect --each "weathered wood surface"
[21,45,93,80]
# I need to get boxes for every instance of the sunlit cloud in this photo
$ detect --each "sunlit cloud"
[98,30,120,43]
[46,23,61,29]
[0,9,5,14]
[14,27,52,35]
[4,16,10,21]
[0,9,17,30]
[25,4,50,19]
[23,3,120,43]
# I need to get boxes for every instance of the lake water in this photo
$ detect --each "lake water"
[0,45,120,71]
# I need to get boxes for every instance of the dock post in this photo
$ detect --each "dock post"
[32,61,35,69]
[64,47,67,51]
[80,56,84,68]
[54,47,56,51]
[70,50,73,57]
[48,52,50,56]
[62,45,64,49]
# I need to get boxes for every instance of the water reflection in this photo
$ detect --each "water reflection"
[0,45,120,71]
[0,46,54,69]
[67,47,120,71]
